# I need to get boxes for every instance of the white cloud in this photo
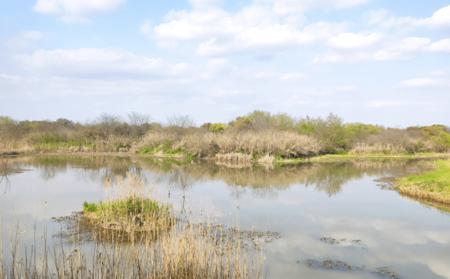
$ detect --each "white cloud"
[189,0,223,9]
[428,38,450,53]
[374,37,431,61]
[400,77,447,88]
[153,3,346,56]
[154,9,231,42]
[21,48,189,80]
[367,9,417,29]
[420,5,450,28]
[315,36,450,64]
[279,72,305,81]
[328,32,381,49]
[196,22,345,56]
[313,51,373,64]
[272,0,369,15]
[5,31,43,49]
[34,0,125,23]
[368,5,450,29]
[367,100,403,108]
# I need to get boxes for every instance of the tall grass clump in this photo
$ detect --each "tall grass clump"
[82,197,174,234]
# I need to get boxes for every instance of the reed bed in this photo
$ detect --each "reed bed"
[1,217,263,279]
[1,181,263,279]
[349,143,407,155]
[138,130,321,160]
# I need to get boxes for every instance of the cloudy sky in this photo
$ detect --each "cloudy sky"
[0,0,449,126]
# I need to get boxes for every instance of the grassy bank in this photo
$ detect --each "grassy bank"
[396,160,450,205]
[276,153,450,165]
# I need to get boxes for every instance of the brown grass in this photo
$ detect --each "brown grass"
[0,172,263,279]
[350,143,407,155]
[138,130,321,160]
[397,185,450,205]
[215,153,253,168]
[1,222,262,279]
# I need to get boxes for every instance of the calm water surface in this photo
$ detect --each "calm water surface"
[1,156,449,279]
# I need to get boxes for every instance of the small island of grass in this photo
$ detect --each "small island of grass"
[396,160,450,205]
[82,197,174,233]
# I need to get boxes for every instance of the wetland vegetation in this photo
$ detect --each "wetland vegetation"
[1,155,450,278]
[1,111,450,164]
[1,111,450,278]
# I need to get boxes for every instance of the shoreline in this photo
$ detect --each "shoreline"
[3,150,450,164]
[394,160,450,208]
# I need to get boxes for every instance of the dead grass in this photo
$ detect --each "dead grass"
[1,221,262,279]
[215,153,253,168]
[137,130,321,160]
[1,189,263,279]
[350,143,407,155]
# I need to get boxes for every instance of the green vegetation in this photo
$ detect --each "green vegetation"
[139,141,193,161]
[82,197,173,232]
[280,152,450,163]
[1,111,450,163]
[83,198,162,217]
[201,122,228,133]
[396,160,450,205]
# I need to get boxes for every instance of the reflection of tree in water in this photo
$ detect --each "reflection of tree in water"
[0,159,11,193]
[301,163,365,196]
[0,159,26,193]
[22,156,147,188]
[137,158,431,197]
[9,155,434,198]
[88,162,145,189]
[164,167,196,220]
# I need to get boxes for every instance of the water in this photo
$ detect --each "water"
[1,155,449,279]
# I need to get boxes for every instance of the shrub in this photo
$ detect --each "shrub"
[202,123,228,133]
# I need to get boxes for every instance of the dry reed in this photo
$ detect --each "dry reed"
[0,219,263,279]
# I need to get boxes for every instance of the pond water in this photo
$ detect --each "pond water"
[1,155,449,279]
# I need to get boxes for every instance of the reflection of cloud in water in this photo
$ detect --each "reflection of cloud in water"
[277,215,450,278]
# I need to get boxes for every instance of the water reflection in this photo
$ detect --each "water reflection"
[2,155,448,279]
[0,158,27,194]
[6,156,433,197]
[138,158,431,196]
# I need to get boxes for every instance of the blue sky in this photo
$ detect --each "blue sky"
[0,0,449,126]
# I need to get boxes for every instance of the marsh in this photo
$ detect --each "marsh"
[1,155,449,278]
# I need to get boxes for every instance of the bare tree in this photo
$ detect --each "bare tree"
[167,115,195,128]
[128,112,151,126]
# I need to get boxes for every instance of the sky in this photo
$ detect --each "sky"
[0,0,449,126]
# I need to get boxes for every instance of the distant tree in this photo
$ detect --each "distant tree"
[128,112,150,126]
[167,115,195,128]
